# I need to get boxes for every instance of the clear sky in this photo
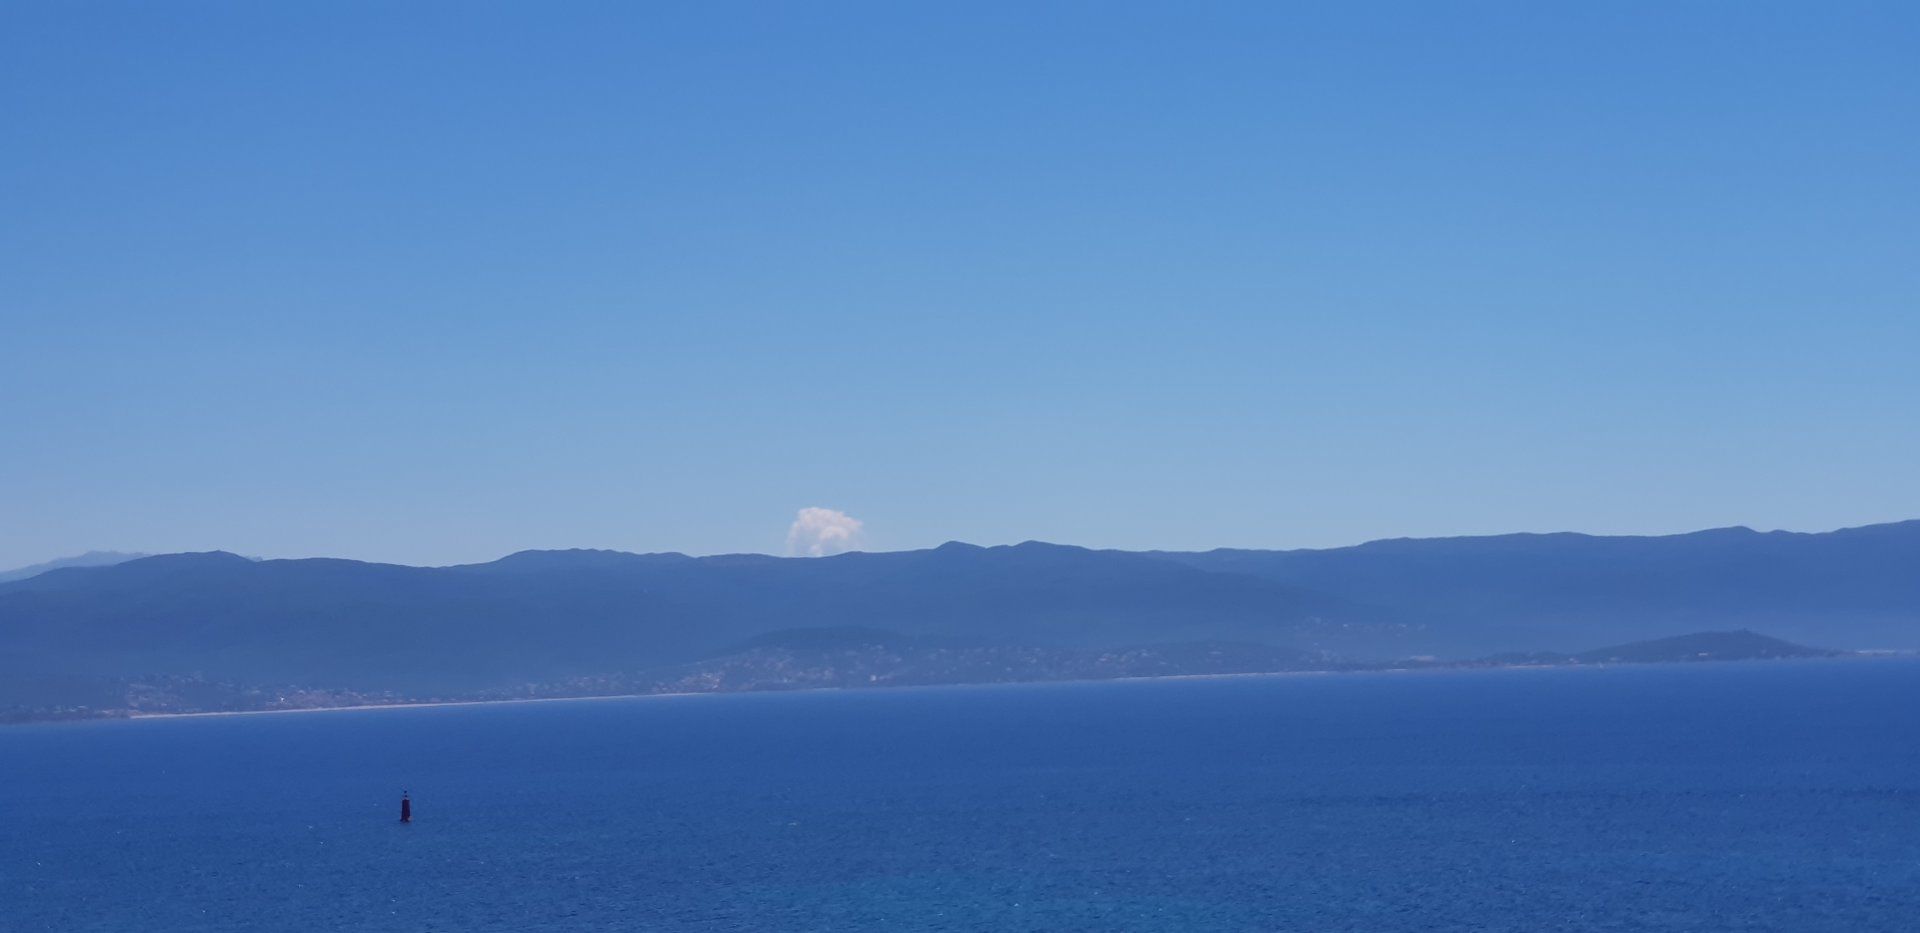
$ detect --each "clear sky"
[3,2,1916,568]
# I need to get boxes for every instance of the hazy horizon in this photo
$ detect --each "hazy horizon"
[10,513,1918,573]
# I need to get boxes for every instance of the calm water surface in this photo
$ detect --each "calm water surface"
[5,659,1920,931]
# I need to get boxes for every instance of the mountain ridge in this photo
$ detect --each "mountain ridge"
[0,550,151,584]
[3,519,1917,718]
[1145,519,1920,652]
[0,538,1394,698]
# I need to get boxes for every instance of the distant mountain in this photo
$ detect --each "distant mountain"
[0,551,148,584]
[730,626,929,652]
[1147,521,1920,654]
[0,542,1394,704]
[1573,630,1838,664]
[3,521,1917,719]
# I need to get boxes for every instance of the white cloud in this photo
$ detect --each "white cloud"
[786,507,866,557]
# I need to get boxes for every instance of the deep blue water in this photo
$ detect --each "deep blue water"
[4,659,1920,931]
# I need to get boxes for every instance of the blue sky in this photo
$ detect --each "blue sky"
[3,2,1916,567]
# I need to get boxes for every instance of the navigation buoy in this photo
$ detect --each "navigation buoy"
[400,791,412,823]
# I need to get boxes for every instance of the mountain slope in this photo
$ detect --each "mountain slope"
[1572,630,1837,664]
[0,551,149,584]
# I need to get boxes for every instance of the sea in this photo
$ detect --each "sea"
[4,659,1919,932]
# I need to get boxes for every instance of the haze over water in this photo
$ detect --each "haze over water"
[6,659,1918,932]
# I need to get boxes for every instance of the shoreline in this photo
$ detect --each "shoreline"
[125,688,717,721]
[80,653,1892,725]
[93,668,1353,724]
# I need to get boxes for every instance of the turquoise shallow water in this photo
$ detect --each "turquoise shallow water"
[4,659,1920,931]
